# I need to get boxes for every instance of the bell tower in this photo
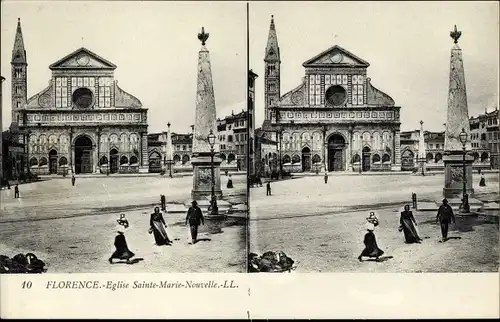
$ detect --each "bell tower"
[264,15,280,122]
[11,18,28,128]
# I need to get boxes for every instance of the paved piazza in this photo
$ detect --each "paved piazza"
[250,172,499,272]
[0,175,247,273]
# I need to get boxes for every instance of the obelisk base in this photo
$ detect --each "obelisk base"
[191,154,223,200]
[443,153,474,198]
[416,158,427,176]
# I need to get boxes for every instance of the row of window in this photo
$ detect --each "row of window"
[53,77,113,108]
[175,144,192,151]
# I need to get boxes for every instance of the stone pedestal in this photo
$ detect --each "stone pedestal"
[443,153,474,198]
[416,158,427,176]
[191,154,222,200]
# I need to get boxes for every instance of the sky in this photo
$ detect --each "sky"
[249,1,499,132]
[1,1,247,134]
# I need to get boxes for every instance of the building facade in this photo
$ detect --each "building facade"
[217,110,247,171]
[248,70,258,176]
[12,20,148,175]
[254,127,278,177]
[263,16,402,173]
[147,129,193,173]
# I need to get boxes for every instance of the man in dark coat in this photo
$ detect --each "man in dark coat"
[324,172,328,184]
[266,181,271,196]
[436,198,456,242]
[185,200,204,244]
[71,175,76,186]
[14,184,19,198]
[160,194,166,211]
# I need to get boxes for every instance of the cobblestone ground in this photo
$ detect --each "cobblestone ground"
[0,175,247,273]
[250,173,499,272]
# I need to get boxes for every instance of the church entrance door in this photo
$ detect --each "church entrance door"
[301,147,311,172]
[49,149,58,174]
[110,149,119,174]
[75,136,93,174]
[362,147,371,172]
[328,134,346,171]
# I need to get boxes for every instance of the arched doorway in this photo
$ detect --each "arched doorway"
[301,147,311,172]
[401,149,415,171]
[74,136,93,174]
[49,149,58,174]
[110,149,119,173]
[362,146,371,171]
[328,134,346,171]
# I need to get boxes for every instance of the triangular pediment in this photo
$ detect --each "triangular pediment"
[302,45,370,68]
[49,47,116,70]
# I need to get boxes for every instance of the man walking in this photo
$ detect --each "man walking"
[71,175,76,187]
[160,194,166,211]
[324,172,328,184]
[436,198,456,242]
[185,200,204,244]
[266,181,272,196]
[14,184,19,198]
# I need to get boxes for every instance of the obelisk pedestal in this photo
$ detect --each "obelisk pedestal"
[191,28,222,201]
[443,26,474,198]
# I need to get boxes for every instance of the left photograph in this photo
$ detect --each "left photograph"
[0,1,248,273]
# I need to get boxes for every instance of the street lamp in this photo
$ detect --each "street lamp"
[458,127,470,213]
[207,129,218,216]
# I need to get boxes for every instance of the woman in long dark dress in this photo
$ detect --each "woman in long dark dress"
[149,207,171,246]
[358,223,384,261]
[479,173,486,186]
[399,204,422,243]
[227,174,233,189]
[109,225,135,264]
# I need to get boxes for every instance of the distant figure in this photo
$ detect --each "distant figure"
[227,174,233,189]
[324,172,328,184]
[185,200,204,244]
[71,175,76,186]
[14,184,19,198]
[436,199,456,242]
[358,222,384,262]
[266,181,271,196]
[160,194,166,211]
[479,173,486,187]
[149,207,171,246]
[399,204,422,244]
[109,224,135,264]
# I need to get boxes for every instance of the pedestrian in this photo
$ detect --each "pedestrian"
[399,204,422,244]
[266,181,271,196]
[109,220,135,264]
[160,194,166,211]
[149,206,171,246]
[358,222,385,262]
[71,175,76,187]
[185,200,204,244]
[479,173,486,186]
[436,198,456,242]
[227,174,233,189]
[324,172,328,184]
[14,184,19,198]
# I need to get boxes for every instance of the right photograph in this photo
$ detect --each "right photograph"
[248,1,499,273]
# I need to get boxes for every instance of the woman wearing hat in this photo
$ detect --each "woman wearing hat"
[109,215,135,264]
[358,212,384,262]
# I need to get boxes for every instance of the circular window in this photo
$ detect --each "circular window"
[325,85,347,106]
[72,88,94,108]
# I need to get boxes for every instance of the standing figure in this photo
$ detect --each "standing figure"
[149,207,171,246]
[185,200,204,244]
[227,174,233,189]
[266,181,271,196]
[479,173,486,186]
[436,199,456,242]
[366,211,379,227]
[160,194,166,211]
[14,184,19,198]
[109,221,135,264]
[399,204,422,243]
[324,172,328,184]
[71,175,76,187]
[358,222,385,262]
[116,213,129,228]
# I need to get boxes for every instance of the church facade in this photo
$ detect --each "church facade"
[263,16,402,172]
[11,19,148,175]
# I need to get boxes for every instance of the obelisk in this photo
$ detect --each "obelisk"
[191,27,222,200]
[443,25,474,198]
[417,120,427,175]
[166,122,173,176]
